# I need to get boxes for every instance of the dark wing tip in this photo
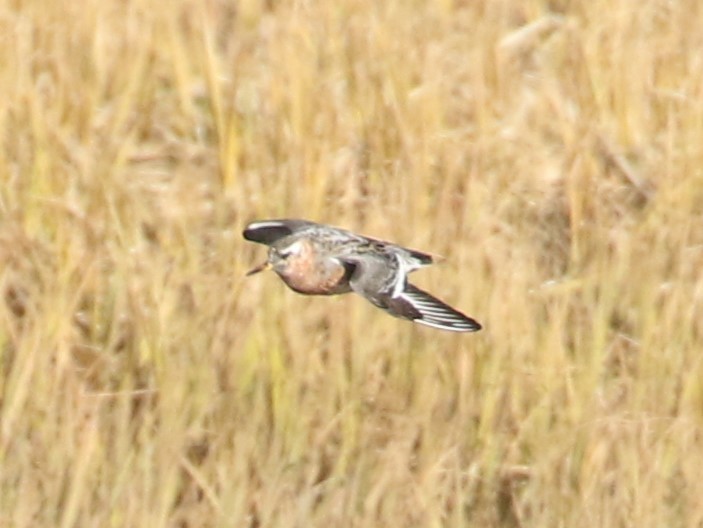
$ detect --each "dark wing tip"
[243,219,312,245]
[400,284,482,333]
[406,248,434,266]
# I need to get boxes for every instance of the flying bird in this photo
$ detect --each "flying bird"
[243,219,481,332]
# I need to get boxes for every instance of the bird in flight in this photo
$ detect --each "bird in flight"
[243,219,481,333]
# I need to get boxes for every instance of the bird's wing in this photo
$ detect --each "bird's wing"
[339,252,400,304]
[340,253,481,333]
[243,219,320,246]
[395,283,482,332]
[355,234,435,270]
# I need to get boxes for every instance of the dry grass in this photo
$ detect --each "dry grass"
[1,0,703,526]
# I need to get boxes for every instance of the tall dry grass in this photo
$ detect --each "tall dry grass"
[1,0,702,525]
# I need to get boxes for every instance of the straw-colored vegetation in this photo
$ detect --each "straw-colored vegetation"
[1,0,702,525]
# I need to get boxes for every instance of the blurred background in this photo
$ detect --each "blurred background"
[1,0,702,525]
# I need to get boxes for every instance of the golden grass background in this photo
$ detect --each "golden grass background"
[1,0,703,525]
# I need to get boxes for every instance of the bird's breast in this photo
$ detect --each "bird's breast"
[277,256,352,296]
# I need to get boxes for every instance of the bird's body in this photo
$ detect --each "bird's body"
[243,219,481,333]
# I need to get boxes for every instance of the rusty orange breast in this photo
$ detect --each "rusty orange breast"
[276,240,351,295]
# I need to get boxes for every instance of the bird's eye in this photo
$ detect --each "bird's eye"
[277,240,302,259]
[272,247,291,259]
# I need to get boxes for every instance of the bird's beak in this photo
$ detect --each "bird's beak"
[246,261,272,276]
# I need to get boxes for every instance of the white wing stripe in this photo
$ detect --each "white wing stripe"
[413,319,474,332]
[246,220,287,230]
[392,254,409,298]
[399,288,480,332]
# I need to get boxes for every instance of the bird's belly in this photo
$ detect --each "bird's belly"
[278,270,352,296]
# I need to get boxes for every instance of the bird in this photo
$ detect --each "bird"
[243,219,481,333]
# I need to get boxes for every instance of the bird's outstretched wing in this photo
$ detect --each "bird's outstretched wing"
[243,219,316,246]
[341,253,481,333]
[395,283,482,332]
